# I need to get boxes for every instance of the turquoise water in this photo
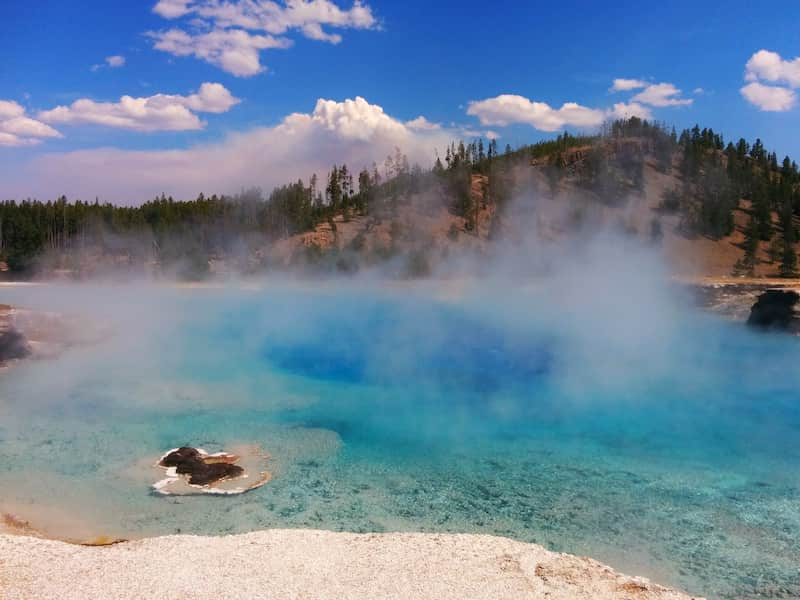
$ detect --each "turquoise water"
[1,282,799,599]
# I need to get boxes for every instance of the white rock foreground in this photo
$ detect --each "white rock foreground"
[0,530,702,600]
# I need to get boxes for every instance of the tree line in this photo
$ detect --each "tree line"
[0,141,514,276]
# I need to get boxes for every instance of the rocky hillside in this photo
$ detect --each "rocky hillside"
[257,174,495,276]
[254,144,795,280]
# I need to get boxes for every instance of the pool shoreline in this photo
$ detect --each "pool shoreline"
[0,528,702,599]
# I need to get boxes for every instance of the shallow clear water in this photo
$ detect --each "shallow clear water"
[1,282,799,599]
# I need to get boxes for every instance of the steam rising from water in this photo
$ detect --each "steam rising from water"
[1,198,799,599]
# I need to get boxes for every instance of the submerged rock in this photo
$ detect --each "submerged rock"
[0,327,31,364]
[0,307,31,365]
[153,445,271,495]
[746,289,800,332]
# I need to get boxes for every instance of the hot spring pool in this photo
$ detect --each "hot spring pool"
[0,282,798,599]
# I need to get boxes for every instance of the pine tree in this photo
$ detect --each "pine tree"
[326,166,342,211]
[768,234,784,264]
[736,138,749,160]
[740,212,759,276]
[357,168,372,215]
[750,177,773,241]
[751,138,765,163]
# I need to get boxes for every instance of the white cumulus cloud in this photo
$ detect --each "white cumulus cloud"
[37,83,240,132]
[310,96,407,140]
[466,94,653,132]
[611,79,692,107]
[0,100,25,120]
[0,100,62,147]
[149,28,292,77]
[467,95,604,131]
[745,49,800,87]
[2,97,452,202]
[468,77,689,133]
[153,0,191,18]
[740,82,797,112]
[91,54,127,72]
[611,78,648,92]
[630,83,692,107]
[406,116,441,131]
[149,0,378,76]
[741,50,800,112]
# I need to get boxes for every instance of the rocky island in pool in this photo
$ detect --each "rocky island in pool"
[153,445,272,495]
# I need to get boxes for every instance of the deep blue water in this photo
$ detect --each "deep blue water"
[0,282,799,599]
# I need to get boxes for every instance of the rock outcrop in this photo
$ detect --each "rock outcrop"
[746,289,800,332]
[0,306,31,366]
[158,447,244,486]
[153,445,271,495]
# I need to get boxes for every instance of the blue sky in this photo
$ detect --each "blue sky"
[3,0,800,203]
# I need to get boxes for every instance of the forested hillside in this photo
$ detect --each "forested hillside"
[1,117,799,280]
